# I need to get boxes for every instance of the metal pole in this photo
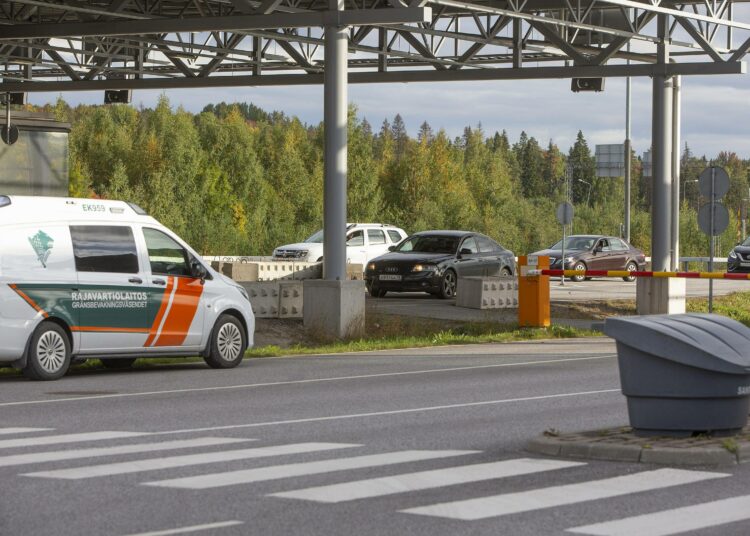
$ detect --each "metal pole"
[4,93,10,144]
[561,170,568,286]
[670,75,681,271]
[709,167,715,313]
[624,43,631,243]
[323,0,348,281]
[651,74,673,273]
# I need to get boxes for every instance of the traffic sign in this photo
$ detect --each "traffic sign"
[698,202,729,236]
[698,166,730,199]
[556,202,574,225]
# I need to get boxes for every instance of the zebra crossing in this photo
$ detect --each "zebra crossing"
[3,426,750,534]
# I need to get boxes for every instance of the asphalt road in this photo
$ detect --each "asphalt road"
[2,340,750,536]
[367,278,750,327]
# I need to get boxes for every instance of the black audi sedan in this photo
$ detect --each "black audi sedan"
[364,231,516,299]
[728,237,750,272]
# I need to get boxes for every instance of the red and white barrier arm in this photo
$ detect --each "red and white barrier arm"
[526,269,750,281]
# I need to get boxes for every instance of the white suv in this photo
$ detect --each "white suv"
[273,224,408,265]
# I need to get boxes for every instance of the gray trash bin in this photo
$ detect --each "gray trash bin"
[605,313,750,436]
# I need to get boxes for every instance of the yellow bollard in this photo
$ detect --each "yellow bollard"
[518,255,550,328]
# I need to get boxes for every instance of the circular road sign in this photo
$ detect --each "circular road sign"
[698,166,730,200]
[556,202,574,225]
[698,202,729,236]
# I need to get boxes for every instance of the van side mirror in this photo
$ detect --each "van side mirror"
[191,260,208,283]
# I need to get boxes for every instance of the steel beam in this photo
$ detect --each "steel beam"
[0,8,432,39]
[598,0,750,32]
[0,60,744,91]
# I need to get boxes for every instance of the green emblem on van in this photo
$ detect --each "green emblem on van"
[28,230,54,268]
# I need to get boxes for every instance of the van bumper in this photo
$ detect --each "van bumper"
[0,318,34,362]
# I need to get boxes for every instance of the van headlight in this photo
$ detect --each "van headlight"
[236,285,250,302]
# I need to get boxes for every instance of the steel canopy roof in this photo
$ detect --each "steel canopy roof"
[0,0,747,91]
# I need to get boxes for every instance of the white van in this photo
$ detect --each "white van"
[0,195,255,381]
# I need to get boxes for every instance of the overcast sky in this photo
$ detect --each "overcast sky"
[30,69,749,159]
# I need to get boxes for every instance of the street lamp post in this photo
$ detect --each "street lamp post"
[577,178,593,206]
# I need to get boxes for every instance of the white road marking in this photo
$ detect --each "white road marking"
[0,354,616,407]
[0,431,147,450]
[0,427,54,435]
[23,442,359,480]
[271,458,586,503]
[567,495,750,536]
[144,449,479,490]
[123,520,243,536]
[402,468,729,521]
[151,388,620,436]
[0,437,252,468]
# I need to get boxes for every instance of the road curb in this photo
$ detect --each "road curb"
[526,426,750,466]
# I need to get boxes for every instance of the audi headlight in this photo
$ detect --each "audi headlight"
[565,256,575,264]
[729,250,737,259]
[412,264,435,272]
[367,262,376,271]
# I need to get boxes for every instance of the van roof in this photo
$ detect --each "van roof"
[0,195,160,226]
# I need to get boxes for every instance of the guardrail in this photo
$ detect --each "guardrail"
[530,269,750,280]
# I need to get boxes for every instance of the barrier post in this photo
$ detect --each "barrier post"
[518,255,550,327]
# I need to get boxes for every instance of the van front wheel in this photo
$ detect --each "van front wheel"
[204,315,246,369]
[23,322,71,381]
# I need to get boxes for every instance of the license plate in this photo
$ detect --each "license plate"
[741,262,750,267]
[379,274,402,281]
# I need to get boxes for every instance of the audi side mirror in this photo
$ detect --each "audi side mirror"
[388,245,396,251]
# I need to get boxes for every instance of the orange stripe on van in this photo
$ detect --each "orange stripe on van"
[9,284,49,318]
[72,326,150,334]
[153,277,204,347]
[143,277,175,347]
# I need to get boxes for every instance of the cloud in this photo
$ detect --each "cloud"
[28,65,750,158]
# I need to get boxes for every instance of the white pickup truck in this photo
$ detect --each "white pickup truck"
[273,223,408,265]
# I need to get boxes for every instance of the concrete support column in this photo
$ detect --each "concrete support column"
[323,0,348,281]
[305,1,365,341]
[671,75,681,271]
[651,14,672,272]
[651,74,673,272]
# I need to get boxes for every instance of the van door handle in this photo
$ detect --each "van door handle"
[128,277,143,284]
[153,278,166,286]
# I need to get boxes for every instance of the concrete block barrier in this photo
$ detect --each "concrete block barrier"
[279,281,304,318]
[240,282,280,318]
[456,276,518,310]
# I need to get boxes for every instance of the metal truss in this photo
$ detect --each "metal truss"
[0,0,748,92]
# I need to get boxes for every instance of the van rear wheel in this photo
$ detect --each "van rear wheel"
[204,315,246,369]
[23,322,71,381]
